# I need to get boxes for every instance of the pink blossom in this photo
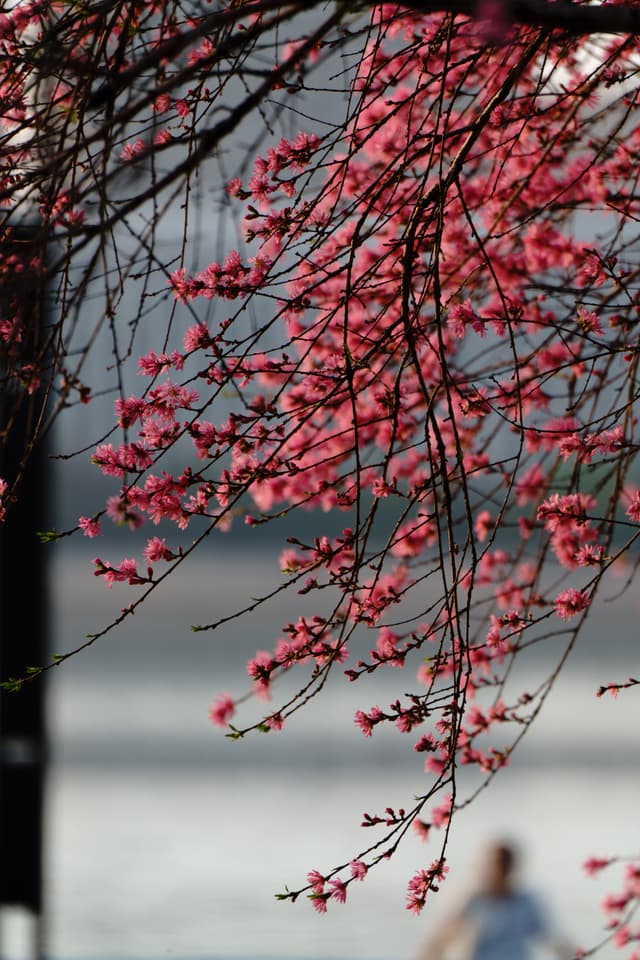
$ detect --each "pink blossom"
[577,308,604,336]
[142,536,173,563]
[474,509,493,543]
[350,860,367,881]
[354,706,383,737]
[265,712,284,731]
[405,860,449,914]
[412,818,430,842]
[168,270,192,304]
[448,300,484,338]
[538,493,596,533]
[310,894,328,914]
[496,579,525,610]
[153,93,171,114]
[246,651,274,697]
[583,857,612,876]
[414,733,437,753]
[518,516,534,540]
[120,139,146,162]
[372,476,395,498]
[405,894,425,916]
[603,893,630,913]
[279,548,306,573]
[576,253,606,288]
[328,878,347,903]
[612,926,630,948]
[116,558,143,584]
[93,557,146,588]
[183,323,210,353]
[553,588,590,620]
[431,794,452,828]
[92,444,125,478]
[114,395,147,428]
[466,705,488,730]
[226,177,244,197]
[208,694,235,727]
[395,708,421,733]
[307,870,325,894]
[625,863,640,888]
[537,493,597,570]
[106,494,144,530]
[188,36,215,65]
[557,434,583,461]
[574,544,604,566]
[78,516,101,538]
[425,750,448,775]
[501,609,526,634]
[624,487,640,523]
[375,627,404,667]
[488,700,508,723]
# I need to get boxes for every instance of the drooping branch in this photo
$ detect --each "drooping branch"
[2,0,640,939]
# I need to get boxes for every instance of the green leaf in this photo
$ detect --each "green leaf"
[0,677,24,693]
[37,528,62,543]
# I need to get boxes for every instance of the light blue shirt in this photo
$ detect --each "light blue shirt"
[460,892,548,960]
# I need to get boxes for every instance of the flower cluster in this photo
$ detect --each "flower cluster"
[9,0,638,930]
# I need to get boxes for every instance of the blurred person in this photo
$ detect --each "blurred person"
[417,841,572,960]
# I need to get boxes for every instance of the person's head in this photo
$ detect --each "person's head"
[481,841,519,896]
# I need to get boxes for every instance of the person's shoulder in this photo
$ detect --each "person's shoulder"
[510,889,544,908]
[514,889,537,901]
[515,889,550,929]
[459,891,503,920]
[516,889,546,909]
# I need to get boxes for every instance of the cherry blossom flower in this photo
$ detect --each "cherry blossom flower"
[350,860,367,881]
[307,870,325,894]
[583,857,612,876]
[78,516,101,538]
[208,694,235,728]
[328,878,347,903]
[554,588,591,620]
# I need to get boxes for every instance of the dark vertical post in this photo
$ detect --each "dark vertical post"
[0,222,49,958]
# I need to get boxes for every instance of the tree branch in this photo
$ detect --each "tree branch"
[395,0,640,36]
